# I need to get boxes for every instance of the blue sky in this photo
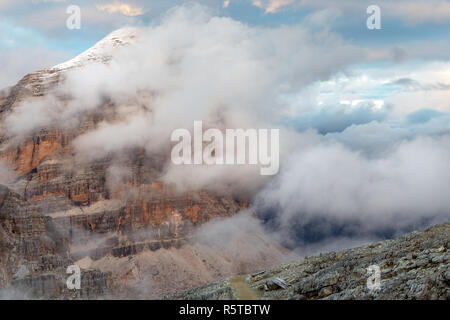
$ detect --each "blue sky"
[2,1,450,58]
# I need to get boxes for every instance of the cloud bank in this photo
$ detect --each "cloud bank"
[3,4,450,253]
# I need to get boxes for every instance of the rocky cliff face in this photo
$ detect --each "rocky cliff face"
[166,222,449,300]
[0,184,113,299]
[0,28,246,261]
[0,29,286,299]
[0,181,286,299]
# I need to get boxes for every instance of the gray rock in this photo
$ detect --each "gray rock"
[165,222,450,300]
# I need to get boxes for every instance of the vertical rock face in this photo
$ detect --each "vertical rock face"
[0,29,274,298]
[0,97,247,260]
[0,185,113,299]
[0,185,61,281]
[0,28,247,260]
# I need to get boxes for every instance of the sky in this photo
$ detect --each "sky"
[1,0,450,120]
[1,0,450,252]
[1,0,450,88]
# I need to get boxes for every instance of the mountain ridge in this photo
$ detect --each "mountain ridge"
[165,222,449,300]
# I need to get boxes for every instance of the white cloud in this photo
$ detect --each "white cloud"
[254,133,450,246]
[249,0,450,24]
[0,46,70,89]
[383,0,450,25]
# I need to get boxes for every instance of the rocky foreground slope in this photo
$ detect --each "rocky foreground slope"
[166,222,449,300]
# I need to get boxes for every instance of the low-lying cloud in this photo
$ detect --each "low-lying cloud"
[254,134,450,250]
[2,4,449,253]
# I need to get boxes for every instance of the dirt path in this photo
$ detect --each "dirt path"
[228,276,262,300]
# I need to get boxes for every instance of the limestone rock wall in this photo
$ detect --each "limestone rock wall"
[0,63,247,263]
[0,185,113,299]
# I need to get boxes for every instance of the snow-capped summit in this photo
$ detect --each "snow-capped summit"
[1,28,140,103]
[51,27,139,71]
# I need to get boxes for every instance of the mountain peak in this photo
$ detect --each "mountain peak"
[51,27,139,71]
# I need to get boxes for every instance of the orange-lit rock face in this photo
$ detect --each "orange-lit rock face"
[1,131,246,262]
[0,30,266,299]
[122,191,240,228]
[0,58,248,263]
[1,130,70,175]
[51,187,246,260]
[184,205,202,223]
